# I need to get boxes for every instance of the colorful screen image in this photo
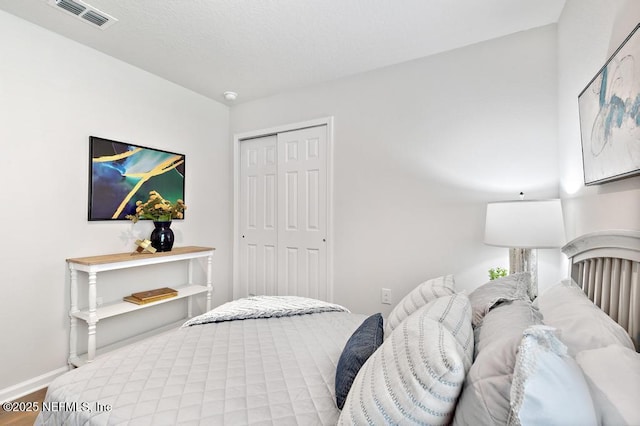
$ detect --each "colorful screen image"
[88,137,185,220]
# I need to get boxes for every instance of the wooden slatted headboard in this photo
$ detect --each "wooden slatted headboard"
[562,230,640,351]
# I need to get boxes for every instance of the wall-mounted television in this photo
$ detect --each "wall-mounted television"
[88,136,185,220]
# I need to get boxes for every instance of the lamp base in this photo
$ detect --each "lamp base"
[509,248,538,300]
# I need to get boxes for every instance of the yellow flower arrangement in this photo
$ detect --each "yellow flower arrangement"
[126,190,186,223]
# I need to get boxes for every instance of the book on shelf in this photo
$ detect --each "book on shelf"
[123,287,178,305]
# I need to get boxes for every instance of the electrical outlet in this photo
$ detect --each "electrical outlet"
[381,288,391,305]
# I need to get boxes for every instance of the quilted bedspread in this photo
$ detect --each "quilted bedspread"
[183,296,350,327]
[36,310,366,425]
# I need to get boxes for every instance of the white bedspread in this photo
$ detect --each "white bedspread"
[36,310,365,425]
[183,296,350,327]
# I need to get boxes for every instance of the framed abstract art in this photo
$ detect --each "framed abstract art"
[578,23,640,185]
[88,136,185,220]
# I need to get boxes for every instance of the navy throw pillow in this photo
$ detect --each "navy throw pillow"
[335,313,384,409]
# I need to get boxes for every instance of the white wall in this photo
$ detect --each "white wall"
[0,11,231,395]
[230,25,562,315]
[558,0,640,240]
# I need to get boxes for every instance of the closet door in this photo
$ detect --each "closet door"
[239,135,278,297]
[277,126,328,300]
[238,125,328,300]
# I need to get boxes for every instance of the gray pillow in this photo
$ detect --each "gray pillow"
[468,272,531,328]
[453,299,542,426]
[335,313,384,409]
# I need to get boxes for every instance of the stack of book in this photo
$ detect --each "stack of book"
[123,287,178,305]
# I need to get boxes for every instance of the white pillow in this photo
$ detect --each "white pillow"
[418,293,474,356]
[576,344,640,426]
[384,274,455,336]
[535,279,634,355]
[508,325,597,426]
[340,296,473,426]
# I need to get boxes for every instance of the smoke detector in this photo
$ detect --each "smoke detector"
[47,0,118,30]
[223,91,238,101]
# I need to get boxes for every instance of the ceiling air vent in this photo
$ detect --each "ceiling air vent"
[81,10,109,27]
[56,0,85,15]
[47,0,118,30]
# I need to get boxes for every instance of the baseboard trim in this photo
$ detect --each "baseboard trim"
[0,366,69,403]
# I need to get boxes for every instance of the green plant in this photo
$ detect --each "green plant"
[488,267,508,280]
[126,190,186,222]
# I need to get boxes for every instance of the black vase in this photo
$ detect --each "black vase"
[150,221,174,252]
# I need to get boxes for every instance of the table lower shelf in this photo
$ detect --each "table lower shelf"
[71,285,208,322]
[68,319,185,367]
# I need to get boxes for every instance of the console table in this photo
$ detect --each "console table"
[67,246,214,367]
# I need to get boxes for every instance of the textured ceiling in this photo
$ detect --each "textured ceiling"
[0,0,565,104]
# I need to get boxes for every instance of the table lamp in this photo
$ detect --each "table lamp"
[484,194,565,299]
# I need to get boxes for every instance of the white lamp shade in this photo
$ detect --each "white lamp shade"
[484,199,565,248]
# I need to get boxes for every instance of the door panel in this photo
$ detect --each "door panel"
[307,169,320,230]
[277,126,327,299]
[285,171,299,230]
[264,174,276,230]
[239,135,278,297]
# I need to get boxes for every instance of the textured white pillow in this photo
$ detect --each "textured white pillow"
[418,293,474,356]
[536,279,634,355]
[576,344,640,426]
[339,296,473,426]
[508,325,597,426]
[384,274,455,336]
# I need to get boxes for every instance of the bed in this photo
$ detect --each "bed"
[36,230,640,425]
[562,229,640,350]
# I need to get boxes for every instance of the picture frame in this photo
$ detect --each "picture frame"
[578,23,640,185]
[88,136,186,221]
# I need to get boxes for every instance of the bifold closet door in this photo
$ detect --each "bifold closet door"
[277,126,328,300]
[239,135,278,297]
[239,126,328,300]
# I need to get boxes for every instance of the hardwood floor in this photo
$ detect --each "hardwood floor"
[0,388,47,425]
